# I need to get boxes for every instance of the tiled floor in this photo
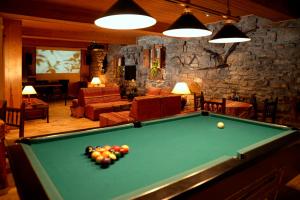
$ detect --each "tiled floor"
[1,100,99,200]
[5,100,99,142]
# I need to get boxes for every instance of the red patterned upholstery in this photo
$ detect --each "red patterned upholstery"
[70,87,131,120]
[100,95,181,128]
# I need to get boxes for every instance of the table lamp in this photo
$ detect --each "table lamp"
[171,82,191,110]
[22,85,37,103]
[91,77,101,87]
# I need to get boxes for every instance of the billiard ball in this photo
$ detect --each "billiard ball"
[101,150,110,158]
[119,148,127,155]
[121,145,129,151]
[91,151,101,160]
[121,145,129,154]
[100,157,111,167]
[95,146,105,153]
[112,145,121,152]
[217,122,225,129]
[85,146,94,156]
[103,145,111,150]
[95,155,104,164]
[114,151,121,159]
[109,152,117,161]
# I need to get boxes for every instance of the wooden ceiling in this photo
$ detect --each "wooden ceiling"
[0,0,298,46]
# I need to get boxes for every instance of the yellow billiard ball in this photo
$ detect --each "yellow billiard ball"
[91,151,101,160]
[217,122,225,129]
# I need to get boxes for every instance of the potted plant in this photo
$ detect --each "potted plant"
[150,59,160,79]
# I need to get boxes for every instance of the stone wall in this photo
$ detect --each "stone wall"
[105,15,300,125]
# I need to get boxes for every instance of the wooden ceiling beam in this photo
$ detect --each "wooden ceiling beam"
[22,27,147,45]
[0,0,101,24]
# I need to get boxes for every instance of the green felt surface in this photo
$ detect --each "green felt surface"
[22,113,291,200]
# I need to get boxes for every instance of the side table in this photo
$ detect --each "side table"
[24,98,49,123]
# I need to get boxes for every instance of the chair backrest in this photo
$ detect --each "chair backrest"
[249,94,258,120]
[263,97,278,123]
[194,92,204,111]
[201,98,226,114]
[0,100,7,121]
[5,102,25,138]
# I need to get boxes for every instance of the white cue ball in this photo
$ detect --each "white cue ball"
[217,122,225,129]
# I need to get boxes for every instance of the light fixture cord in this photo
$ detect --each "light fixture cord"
[226,0,231,17]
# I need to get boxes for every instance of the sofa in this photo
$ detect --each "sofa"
[99,94,181,127]
[145,86,172,96]
[70,87,132,120]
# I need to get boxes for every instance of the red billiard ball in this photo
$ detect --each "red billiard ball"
[112,145,121,152]
[119,148,127,155]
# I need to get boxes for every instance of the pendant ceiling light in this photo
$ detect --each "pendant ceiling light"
[209,20,250,43]
[209,0,250,43]
[163,7,212,38]
[95,0,156,30]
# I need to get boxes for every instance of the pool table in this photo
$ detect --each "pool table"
[8,112,300,200]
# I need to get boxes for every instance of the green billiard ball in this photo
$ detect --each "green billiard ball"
[114,151,121,159]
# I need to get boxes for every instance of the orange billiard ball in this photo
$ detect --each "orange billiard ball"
[121,145,129,151]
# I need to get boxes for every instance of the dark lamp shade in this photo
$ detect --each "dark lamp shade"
[209,23,250,43]
[95,0,156,30]
[163,12,212,38]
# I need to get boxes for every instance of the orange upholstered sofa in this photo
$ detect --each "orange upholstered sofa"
[99,94,181,127]
[70,87,132,120]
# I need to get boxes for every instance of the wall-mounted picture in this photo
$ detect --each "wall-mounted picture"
[36,48,81,74]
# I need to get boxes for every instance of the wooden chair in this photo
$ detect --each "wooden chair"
[5,102,25,138]
[249,94,258,120]
[201,98,226,114]
[262,97,278,123]
[194,92,204,111]
[0,100,7,121]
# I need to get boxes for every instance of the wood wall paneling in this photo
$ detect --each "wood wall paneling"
[3,19,22,107]
[0,17,4,100]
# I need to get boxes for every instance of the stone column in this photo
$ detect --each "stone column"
[90,48,107,77]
